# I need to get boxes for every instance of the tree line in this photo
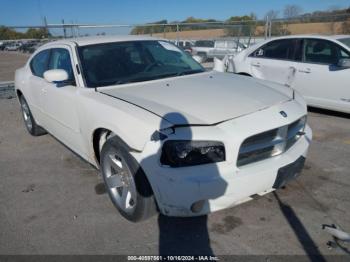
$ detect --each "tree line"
[130,5,350,36]
[0,27,51,40]
[1,5,349,40]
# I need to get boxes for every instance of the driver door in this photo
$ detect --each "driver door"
[42,47,83,155]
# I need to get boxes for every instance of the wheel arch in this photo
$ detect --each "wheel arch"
[93,127,158,216]
[16,89,23,101]
[91,127,139,165]
[237,72,252,77]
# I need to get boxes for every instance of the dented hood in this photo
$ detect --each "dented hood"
[98,71,292,125]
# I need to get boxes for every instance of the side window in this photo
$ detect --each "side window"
[304,39,340,65]
[126,46,142,64]
[293,39,303,62]
[251,39,297,61]
[30,49,50,77]
[48,48,75,82]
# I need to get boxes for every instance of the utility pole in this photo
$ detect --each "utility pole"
[264,16,268,39]
[70,20,74,37]
[76,20,80,37]
[43,16,49,39]
[176,24,179,42]
[62,19,67,38]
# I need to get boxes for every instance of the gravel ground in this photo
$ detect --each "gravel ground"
[0,51,29,82]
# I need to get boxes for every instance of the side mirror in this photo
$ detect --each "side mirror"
[337,58,350,69]
[43,69,69,84]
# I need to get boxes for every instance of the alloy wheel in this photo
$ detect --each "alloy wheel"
[21,100,33,131]
[103,149,137,214]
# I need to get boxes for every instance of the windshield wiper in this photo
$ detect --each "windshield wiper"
[176,69,204,76]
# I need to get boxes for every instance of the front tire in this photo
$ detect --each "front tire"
[19,96,46,136]
[100,136,157,222]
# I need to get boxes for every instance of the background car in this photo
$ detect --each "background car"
[207,39,246,59]
[173,39,195,53]
[232,35,350,113]
[191,40,215,61]
[19,41,38,53]
[5,42,22,51]
[0,42,7,51]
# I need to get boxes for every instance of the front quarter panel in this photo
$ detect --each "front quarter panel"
[77,88,169,166]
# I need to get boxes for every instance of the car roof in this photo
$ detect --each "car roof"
[43,35,162,47]
[268,34,350,41]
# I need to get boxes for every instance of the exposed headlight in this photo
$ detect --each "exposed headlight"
[160,140,225,167]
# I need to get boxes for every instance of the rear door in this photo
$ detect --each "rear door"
[293,38,350,112]
[248,39,302,87]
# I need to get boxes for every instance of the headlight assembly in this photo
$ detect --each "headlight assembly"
[160,140,225,167]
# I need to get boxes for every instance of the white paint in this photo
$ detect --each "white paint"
[43,69,68,83]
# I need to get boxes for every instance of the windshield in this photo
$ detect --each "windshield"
[338,38,350,48]
[78,40,204,87]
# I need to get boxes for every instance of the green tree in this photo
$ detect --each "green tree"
[25,28,50,39]
[0,26,50,40]
[224,14,257,37]
[0,26,24,40]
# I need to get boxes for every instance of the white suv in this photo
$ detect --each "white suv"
[232,35,350,113]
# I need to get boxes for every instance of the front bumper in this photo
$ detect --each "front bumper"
[273,156,305,189]
[132,100,312,217]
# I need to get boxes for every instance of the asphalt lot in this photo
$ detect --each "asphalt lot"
[0,53,350,259]
[0,51,29,82]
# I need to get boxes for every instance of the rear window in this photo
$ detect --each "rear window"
[195,40,214,47]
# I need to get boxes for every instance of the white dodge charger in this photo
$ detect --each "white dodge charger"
[15,36,312,222]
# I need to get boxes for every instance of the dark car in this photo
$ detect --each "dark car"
[19,42,38,53]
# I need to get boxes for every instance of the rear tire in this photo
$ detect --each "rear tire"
[19,96,47,136]
[100,136,157,222]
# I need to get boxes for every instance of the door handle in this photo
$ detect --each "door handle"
[299,68,311,74]
[252,62,261,67]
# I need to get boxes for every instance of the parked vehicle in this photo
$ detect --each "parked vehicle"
[15,36,312,222]
[191,40,215,61]
[0,42,7,51]
[207,39,246,59]
[173,39,194,53]
[5,42,22,51]
[232,35,350,113]
[26,43,44,54]
[19,42,38,53]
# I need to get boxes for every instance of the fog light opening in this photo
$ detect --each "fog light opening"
[191,200,205,213]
